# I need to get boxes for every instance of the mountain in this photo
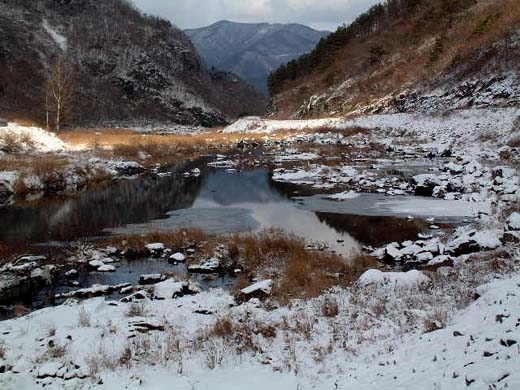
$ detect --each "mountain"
[269,0,520,118]
[185,21,329,95]
[0,0,267,128]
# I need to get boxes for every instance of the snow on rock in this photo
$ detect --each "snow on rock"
[139,274,164,285]
[153,279,185,300]
[169,252,186,262]
[0,171,17,202]
[97,264,116,272]
[37,362,64,379]
[358,269,430,289]
[88,259,105,270]
[0,122,67,153]
[325,190,360,201]
[55,283,130,299]
[239,279,272,301]
[223,116,341,134]
[448,229,503,256]
[507,212,520,231]
[106,160,145,176]
[146,243,165,251]
[187,257,222,274]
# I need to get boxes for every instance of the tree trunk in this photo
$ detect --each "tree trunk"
[56,99,61,133]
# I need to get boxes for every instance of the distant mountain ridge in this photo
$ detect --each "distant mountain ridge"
[186,21,329,95]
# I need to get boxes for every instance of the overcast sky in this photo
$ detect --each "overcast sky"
[132,0,382,31]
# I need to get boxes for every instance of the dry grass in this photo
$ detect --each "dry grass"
[104,229,209,259]
[274,0,520,116]
[102,229,380,303]
[0,155,69,177]
[229,230,380,302]
[59,128,274,164]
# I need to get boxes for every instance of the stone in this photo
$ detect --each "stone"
[239,279,272,302]
[187,257,222,274]
[97,264,116,272]
[507,212,520,231]
[88,260,104,270]
[139,274,164,285]
[169,252,186,263]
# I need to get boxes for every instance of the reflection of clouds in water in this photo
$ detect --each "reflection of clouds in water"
[248,203,360,258]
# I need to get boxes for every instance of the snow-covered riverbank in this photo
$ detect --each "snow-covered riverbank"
[1,107,519,389]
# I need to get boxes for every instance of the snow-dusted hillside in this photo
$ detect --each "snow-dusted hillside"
[0,1,266,127]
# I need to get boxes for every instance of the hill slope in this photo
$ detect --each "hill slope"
[186,21,329,95]
[269,0,520,118]
[0,0,267,128]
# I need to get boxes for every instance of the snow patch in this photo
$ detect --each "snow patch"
[0,122,67,152]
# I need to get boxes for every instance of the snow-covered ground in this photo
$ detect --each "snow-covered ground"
[1,107,519,389]
[0,122,67,153]
[0,247,517,389]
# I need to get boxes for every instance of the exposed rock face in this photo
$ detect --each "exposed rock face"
[0,0,266,127]
[186,21,329,95]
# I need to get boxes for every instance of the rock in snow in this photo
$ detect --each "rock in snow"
[358,269,430,289]
[239,279,273,301]
[508,212,520,231]
[169,252,186,262]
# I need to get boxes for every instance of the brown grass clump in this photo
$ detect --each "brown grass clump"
[230,230,379,302]
[103,229,209,258]
[0,155,69,184]
[211,317,234,339]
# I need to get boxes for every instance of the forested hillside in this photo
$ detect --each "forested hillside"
[269,0,520,118]
[0,0,266,128]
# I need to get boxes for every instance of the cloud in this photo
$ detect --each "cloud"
[131,0,381,31]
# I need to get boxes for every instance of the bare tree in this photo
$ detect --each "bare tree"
[46,56,73,132]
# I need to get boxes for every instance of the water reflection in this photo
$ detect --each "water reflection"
[0,163,439,258]
[110,169,362,258]
[0,160,204,243]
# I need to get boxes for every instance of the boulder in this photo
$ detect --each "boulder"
[507,212,520,231]
[384,244,403,262]
[153,279,184,300]
[412,174,443,197]
[120,290,149,303]
[187,257,222,274]
[238,279,272,301]
[97,264,116,272]
[146,243,165,257]
[169,252,186,263]
[153,279,199,300]
[88,260,105,270]
[138,274,164,285]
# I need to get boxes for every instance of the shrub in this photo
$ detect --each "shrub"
[321,297,340,317]
[127,302,147,317]
[78,307,91,327]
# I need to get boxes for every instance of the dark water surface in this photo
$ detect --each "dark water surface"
[0,158,465,255]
